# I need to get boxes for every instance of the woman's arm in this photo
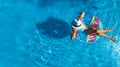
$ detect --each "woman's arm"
[71,28,77,40]
[79,12,86,31]
[79,12,85,20]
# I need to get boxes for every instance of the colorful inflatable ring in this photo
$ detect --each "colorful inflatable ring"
[75,14,103,42]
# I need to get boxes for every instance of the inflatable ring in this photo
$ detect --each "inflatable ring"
[75,14,103,42]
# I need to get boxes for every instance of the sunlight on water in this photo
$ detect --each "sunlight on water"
[0,0,120,67]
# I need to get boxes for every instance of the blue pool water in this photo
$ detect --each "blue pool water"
[0,0,120,67]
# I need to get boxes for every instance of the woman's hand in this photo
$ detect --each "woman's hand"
[82,24,87,31]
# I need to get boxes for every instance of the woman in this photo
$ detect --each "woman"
[71,12,116,42]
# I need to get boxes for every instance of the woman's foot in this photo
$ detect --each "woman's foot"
[111,38,116,42]
[108,29,113,32]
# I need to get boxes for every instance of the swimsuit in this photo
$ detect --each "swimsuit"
[83,26,99,35]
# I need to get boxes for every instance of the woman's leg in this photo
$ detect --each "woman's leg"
[103,29,113,32]
[97,29,113,34]
[98,33,116,42]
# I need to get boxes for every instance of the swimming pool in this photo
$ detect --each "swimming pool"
[0,0,120,67]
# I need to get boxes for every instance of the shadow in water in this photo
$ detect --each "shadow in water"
[36,17,71,39]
